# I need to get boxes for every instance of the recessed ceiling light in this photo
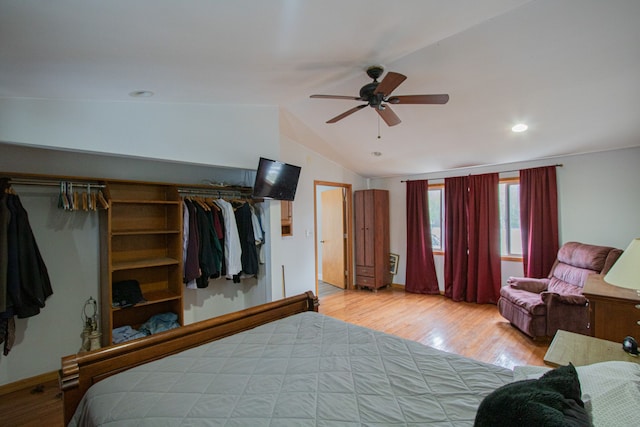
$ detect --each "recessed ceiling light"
[129,90,154,98]
[512,123,528,132]
[372,151,382,157]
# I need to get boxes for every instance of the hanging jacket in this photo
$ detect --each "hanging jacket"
[234,202,259,275]
[6,194,53,318]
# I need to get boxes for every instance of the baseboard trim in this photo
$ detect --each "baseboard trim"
[0,370,58,396]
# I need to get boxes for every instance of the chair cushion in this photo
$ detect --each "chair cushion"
[557,242,616,272]
[549,263,599,292]
[507,277,549,293]
[500,286,546,315]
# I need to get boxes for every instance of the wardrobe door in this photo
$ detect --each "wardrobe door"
[354,189,391,290]
[354,191,366,267]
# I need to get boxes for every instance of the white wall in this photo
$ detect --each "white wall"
[0,97,278,170]
[371,146,640,291]
[275,113,367,298]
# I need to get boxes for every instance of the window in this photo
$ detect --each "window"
[426,179,522,258]
[499,179,522,257]
[428,186,443,250]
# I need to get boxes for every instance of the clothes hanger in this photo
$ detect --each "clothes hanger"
[97,190,109,209]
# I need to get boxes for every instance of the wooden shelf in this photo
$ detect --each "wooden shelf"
[101,181,184,346]
[111,257,180,271]
[111,289,182,311]
[112,229,180,236]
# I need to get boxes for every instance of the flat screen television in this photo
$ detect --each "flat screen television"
[252,157,302,201]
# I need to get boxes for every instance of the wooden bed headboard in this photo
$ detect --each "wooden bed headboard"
[60,291,319,425]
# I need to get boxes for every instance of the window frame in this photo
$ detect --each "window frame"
[428,183,444,255]
[499,177,523,261]
[426,178,523,261]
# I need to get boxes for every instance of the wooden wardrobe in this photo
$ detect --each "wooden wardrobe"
[354,189,392,290]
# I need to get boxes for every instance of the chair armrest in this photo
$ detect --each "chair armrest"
[541,292,588,305]
[507,277,549,293]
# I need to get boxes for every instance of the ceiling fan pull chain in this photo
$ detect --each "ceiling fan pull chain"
[377,115,381,139]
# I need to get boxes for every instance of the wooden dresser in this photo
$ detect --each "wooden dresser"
[583,273,640,343]
[354,189,392,290]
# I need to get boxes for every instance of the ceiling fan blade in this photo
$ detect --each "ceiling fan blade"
[310,94,361,100]
[387,94,449,104]
[374,72,407,96]
[326,104,367,123]
[376,105,401,127]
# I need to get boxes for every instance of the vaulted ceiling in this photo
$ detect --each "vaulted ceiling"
[2,1,639,177]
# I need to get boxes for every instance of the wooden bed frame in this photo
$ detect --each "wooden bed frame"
[60,291,319,425]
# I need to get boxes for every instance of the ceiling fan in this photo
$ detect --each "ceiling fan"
[310,65,449,127]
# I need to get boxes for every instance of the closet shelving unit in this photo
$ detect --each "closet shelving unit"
[100,181,184,346]
[1,172,257,347]
[101,181,256,346]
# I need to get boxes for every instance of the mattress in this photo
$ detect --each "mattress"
[70,311,513,426]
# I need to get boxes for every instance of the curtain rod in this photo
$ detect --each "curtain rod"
[400,164,563,183]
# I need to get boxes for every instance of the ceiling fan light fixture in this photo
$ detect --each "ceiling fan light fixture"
[310,66,448,126]
[512,123,528,132]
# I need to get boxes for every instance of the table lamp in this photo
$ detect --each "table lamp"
[604,238,640,294]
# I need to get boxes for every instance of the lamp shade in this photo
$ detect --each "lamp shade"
[604,238,640,290]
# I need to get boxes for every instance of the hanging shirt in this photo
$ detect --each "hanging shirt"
[234,202,258,276]
[251,204,266,264]
[214,199,242,279]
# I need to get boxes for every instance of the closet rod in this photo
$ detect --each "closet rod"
[7,178,106,188]
[177,188,252,198]
[400,163,563,182]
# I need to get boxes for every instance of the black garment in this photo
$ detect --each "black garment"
[193,203,222,288]
[183,200,200,283]
[214,208,226,277]
[6,194,53,318]
[0,192,52,356]
[0,195,10,312]
[234,203,258,275]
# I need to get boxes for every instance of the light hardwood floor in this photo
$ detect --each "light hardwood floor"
[0,286,548,426]
[318,286,549,369]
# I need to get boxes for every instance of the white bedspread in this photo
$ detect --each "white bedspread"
[70,312,512,426]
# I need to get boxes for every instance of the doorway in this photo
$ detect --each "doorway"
[314,181,353,297]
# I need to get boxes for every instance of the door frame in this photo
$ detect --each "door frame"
[314,180,353,295]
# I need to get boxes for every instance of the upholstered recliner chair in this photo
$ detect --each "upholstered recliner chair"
[498,242,622,339]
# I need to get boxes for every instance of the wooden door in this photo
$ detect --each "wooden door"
[321,188,346,288]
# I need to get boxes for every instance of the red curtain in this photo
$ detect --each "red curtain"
[405,180,440,294]
[519,166,559,278]
[467,173,502,304]
[444,174,501,304]
[444,176,468,301]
